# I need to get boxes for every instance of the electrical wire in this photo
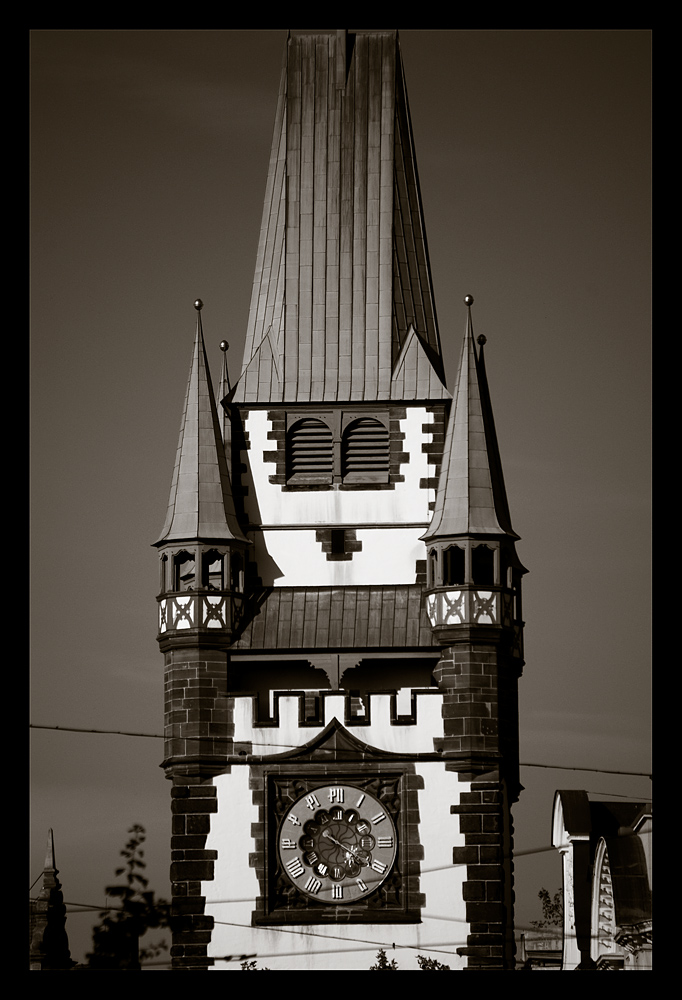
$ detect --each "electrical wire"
[28,725,652,778]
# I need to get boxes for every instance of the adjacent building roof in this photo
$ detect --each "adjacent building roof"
[233,30,446,404]
[155,307,247,546]
[422,300,518,541]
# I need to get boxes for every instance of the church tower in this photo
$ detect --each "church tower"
[155,30,526,971]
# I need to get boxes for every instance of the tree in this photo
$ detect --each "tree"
[369,949,399,970]
[369,950,451,970]
[416,955,450,970]
[530,887,563,929]
[86,825,171,970]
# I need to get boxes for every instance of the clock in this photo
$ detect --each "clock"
[277,783,398,903]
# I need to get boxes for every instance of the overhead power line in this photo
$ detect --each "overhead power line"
[29,725,652,778]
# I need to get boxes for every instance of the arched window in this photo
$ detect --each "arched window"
[443,545,465,586]
[203,550,223,589]
[428,548,438,588]
[174,551,195,592]
[472,544,495,587]
[230,551,244,592]
[342,417,389,482]
[286,418,333,480]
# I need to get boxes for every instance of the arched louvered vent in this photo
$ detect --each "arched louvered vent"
[342,418,390,482]
[287,418,333,479]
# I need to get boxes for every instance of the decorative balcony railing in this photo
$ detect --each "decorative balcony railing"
[425,588,514,628]
[158,591,244,635]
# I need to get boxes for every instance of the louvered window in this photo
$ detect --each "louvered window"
[342,418,390,482]
[286,418,334,480]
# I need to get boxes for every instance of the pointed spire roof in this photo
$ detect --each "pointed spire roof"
[233,30,446,403]
[390,324,451,400]
[155,302,247,546]
[422,297,518,541]
[30,829,73,970]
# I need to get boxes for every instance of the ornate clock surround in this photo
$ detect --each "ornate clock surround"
[250,759,425,926]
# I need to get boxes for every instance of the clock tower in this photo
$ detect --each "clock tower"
[156,30,526,970]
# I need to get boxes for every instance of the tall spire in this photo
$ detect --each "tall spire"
[155,301,247,545]
[233,30,447,403]
[422,296,517,541]
[29,830,73,970]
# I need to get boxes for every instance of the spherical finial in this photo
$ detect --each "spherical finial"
[194,298,203,311]
[477,334,487,346]
[220,340,229,352]
[464,294,474,307]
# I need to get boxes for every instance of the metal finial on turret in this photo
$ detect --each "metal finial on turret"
[477,335,487,346]
[464,294,474,307]
[194,299,203,311]
[219,339,231,395]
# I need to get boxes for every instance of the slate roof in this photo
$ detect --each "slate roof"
[422,301,518,540]
[233,30,446,404]
[155,309,247,545]
[231,585,438,651]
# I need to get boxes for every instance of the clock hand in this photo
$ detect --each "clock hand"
[322,830,365,860]
[321,830,347,849]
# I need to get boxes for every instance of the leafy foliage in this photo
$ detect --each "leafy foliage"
[241,960,270,970]
[369,950,450,970]
[416,955,451,970]
[370,949,399,970]
[530,887,563,928]
[86,825,171,970]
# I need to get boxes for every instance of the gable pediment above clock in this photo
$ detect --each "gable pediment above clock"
[262,716,404,764]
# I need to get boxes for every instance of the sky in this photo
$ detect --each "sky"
[30,29,651,968]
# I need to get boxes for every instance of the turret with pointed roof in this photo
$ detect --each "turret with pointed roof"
[155,300,246,547]
[422,297,526,656]
[423,296,517,542]
[153,301,249,775]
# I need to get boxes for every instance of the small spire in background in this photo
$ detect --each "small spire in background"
[30,829,74,970]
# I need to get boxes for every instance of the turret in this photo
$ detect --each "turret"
[153,300,249,773]
[422,296,526,661]
[154,300,249,653]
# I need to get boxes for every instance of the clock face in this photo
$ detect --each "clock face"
[277,783,398,904]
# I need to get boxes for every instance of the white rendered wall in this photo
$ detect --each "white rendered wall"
[233,691,444,756]
[203,763,470,971]
[255,527,426,586]
[243,408,435,527]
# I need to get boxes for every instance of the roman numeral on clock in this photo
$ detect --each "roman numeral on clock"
[371,812,386,825]
[332,884,343,899]
[371,860,387,874]
[281,838,296,849]
[286,857,305,878]
[304,876,322,894]
[377,837,394,848]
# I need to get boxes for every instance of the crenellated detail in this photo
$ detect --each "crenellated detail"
[230,690,444,756]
